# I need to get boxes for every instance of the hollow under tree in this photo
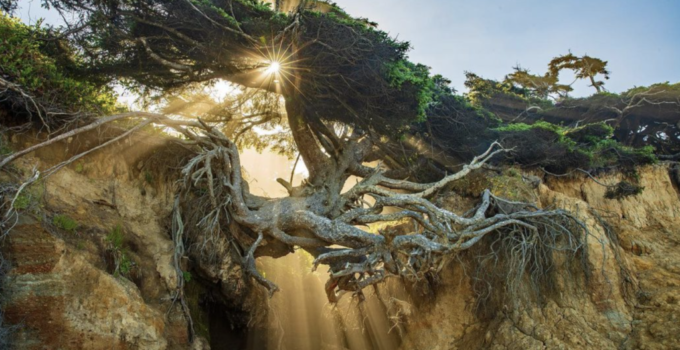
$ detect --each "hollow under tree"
[0,0,590,333]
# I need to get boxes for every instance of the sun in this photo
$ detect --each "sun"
[267,61,281,74]
[251,39,305,93]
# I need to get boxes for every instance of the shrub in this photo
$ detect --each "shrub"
[565,122,614,145]
[106,225,135,278]
[52,214,78,232]
[118,253,133,276]
[0,14,121,123]
[496,121,656,173]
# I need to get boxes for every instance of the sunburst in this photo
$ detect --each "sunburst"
[253,36,308,96]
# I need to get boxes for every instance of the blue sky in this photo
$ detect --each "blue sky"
[16,0,680,97]
[336,0,680,96]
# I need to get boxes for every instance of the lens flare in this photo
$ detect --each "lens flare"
[267,61,281,74]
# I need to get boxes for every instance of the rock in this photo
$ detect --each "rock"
[398,165,680,350]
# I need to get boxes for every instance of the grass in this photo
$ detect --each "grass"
[52,214,78,233]
[106,224,124,249]
[12,193,31,210]
[106,224,135,278]
[118,253,133,276]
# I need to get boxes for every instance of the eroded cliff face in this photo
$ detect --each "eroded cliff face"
[1,131,191,349]
[396,165,680,350]
[1,130,679,350]
[0,129,261,349]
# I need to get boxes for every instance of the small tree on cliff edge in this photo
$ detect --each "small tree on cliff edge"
[549,52,611,93]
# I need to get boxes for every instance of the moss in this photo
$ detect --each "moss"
[447,169,535,202]
[495,121,563,134]
[52,214,78,232]
[183,271,192,283]
[488,168,535,202]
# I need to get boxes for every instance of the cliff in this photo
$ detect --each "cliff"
[396,165,680,350]
[1,129,679,350]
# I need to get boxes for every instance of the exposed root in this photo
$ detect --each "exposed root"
[1,168,40,236]
[2,111,592,312]
[465,198,590,316]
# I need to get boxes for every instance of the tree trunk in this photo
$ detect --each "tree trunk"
[589,75,602,93]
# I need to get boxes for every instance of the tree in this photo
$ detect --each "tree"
[548,53,610,93]
[0,2,588,333]
[504,66,572,100]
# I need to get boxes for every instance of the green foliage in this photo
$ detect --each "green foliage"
[18,0,666,176]
[117,253,133,276]
[585,141,656,169]
[548,53,610,93]
[496,121,656,172]
[8,180,44,213]
[11,193,30,210]
[386,60,435,121]
[106,224,135,278]
[495,121,563,133]
[565,123,614,145]
[192,0,242,27]
[0,14,120,116]
[464,72,531,104]
[106,224,125,249]
[144,170,154,184]
[53,214,78,232]
[623,81,680,96]
[505,66,572,99]
[183,271,192,283]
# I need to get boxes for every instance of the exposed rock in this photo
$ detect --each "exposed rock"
[396,164,680,350]
[2,131,196,349]
[4,223,168,349]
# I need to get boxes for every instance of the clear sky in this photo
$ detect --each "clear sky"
[335,0,680,96]
[16,0,680,96]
